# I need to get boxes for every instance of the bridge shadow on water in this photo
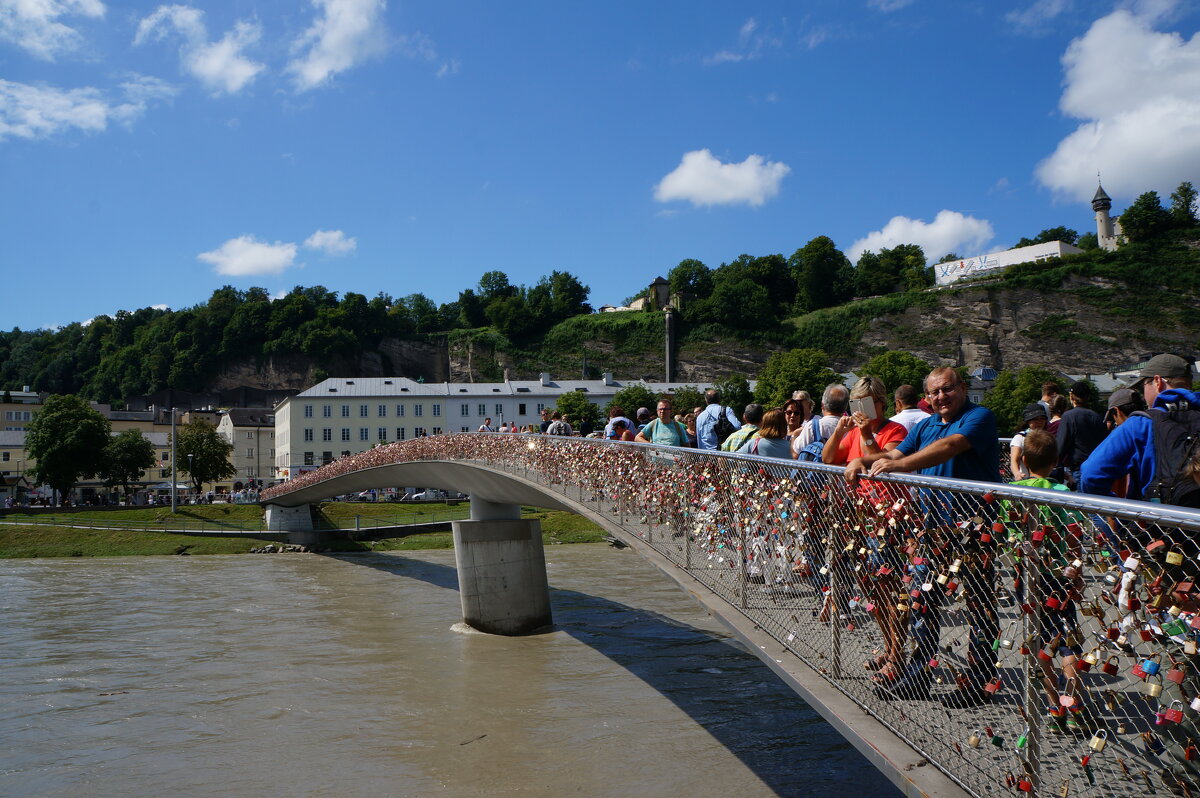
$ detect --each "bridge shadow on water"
[327,550,901,798]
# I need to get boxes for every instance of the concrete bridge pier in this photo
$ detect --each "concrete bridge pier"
[452,498,552,635]
[264,503,325,548]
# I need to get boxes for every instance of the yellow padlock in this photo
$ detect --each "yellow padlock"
[1146,675,1164,698]
[1089,729,1108,752]
[968,729,982,748]
[1168,549,1185,566]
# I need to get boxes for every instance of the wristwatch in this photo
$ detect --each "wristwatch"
[862,435,876,447]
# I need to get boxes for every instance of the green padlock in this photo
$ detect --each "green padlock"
[1016,727,1029,749]
[1163,618,1187,636]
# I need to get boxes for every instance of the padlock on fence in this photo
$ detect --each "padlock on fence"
[968,729,982,748]
[1165,700,1185,723]
[1102,655,1120,676]
[1146,674,1165,698]
[1133,653,1161,679]
[1088,729,1108,752]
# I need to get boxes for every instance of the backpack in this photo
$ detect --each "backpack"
[713,406,737,444]
[795,416,829,463]
[1136,400,1200,508]
[645,418,687,446]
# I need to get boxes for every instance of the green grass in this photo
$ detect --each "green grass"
[0,504,607,558]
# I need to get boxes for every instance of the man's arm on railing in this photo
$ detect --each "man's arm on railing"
[845,434,972,482]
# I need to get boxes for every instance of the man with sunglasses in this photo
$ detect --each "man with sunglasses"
[1079,353,1199,505]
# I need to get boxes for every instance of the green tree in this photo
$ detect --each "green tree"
[101,429,156,496]
[1170,181,1198,227]
[668,259,713,297]
[478,271,517,303]
[708,278,772,329]
[790,236,854,313]
[457,288,487,328]
[556,391,600,427]
[25,394,111,500]
[1076,232,1099,250]
[983,365,1060,434]
[936,253,961,264]
[714,375,753,420]
[861,351,932,397]
[607,385,658,418]
[1119,191,1170,243]
[753,348,841,409]
[1015,226,1079,248]
[669,386,706,416]
[175,419,236,493]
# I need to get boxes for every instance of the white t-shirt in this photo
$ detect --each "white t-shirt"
[891,407,931,432]
[790,415,840,456]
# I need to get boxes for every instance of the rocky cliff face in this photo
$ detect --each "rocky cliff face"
[208,338,448,391]
[859,274,1192,373]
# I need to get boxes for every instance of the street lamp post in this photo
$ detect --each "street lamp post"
[170,408,177,513]
[187,453,194,503]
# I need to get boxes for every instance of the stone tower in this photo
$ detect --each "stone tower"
[1092,183,1123,252]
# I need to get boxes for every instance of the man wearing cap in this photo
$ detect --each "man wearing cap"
[1080,354,1200,502]
[1055,381,1107,488]
[1104,388,1141,431]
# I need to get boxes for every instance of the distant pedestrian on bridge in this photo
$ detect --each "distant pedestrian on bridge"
[478,418,495,433]
[695,389,740,450]
[636,398,693,447]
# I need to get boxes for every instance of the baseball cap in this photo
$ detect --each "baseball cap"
[1107,387,1137,409]
[1022,403,1048,422]
[1131,353,1193,389]
[1069,380,1092,400]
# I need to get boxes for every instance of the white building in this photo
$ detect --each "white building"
[934,240,1084,287]
[272,373,720,480]
[217,408,276,487]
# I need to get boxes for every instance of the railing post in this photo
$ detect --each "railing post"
[1025,554,1041,795]
[827,533,842,678]
[739,512,748,610]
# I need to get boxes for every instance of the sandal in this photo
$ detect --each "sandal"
[863,653,889,671]
[870,662,900,684]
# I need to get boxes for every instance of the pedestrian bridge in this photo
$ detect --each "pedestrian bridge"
[262,433,1200,798]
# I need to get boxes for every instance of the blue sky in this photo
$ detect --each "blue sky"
[2,0,1199,330]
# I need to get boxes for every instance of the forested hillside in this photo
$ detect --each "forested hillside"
[3,185,1197,403]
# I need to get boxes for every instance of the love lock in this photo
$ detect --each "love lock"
[967,729,982,748]
[1088,729,1108,752]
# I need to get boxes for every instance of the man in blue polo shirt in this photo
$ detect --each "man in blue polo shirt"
[845,367,999,706]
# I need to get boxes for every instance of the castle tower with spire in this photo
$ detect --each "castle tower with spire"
[1092,183,1123,251]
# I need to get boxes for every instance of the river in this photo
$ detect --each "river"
[0,544,900,797]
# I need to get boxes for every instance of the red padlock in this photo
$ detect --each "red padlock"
[1045,596,1062,610]
[1031,526,1045,546]
[1166,701,1185,723]
[1167,665,1186,685]
[1037,647,1054,662]
[983,677,1002,695]
[1067,521,1083,538]
[1102,656,1120,676]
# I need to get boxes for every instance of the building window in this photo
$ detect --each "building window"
[432,427,442,435]
[304,429,314,442]
[478,403,486,415]
[341,405,350,417]
[414,404,424,417]
[246,468,255,478]
[246,448,254,457]
[461,403,469,416]
[360,428,369,441]
[269,432,274,439]
[304,404,314,418]
[518,403,526,415]
[322,428,332,442]
[246,431,254,439]
[2,452,8,462]
[341,428,351,441]
[396,405,405,417]
[396,427,406,440]
[414,427,426,437]
[536,403,545,413]
[322,452,333,465]
[432,404,441,417]
[323,405,332,418]
[461,426,469,433]
[160,468,170,478]
[269,448,275,457]
[495,403,503,416]
[360,404,369,417]
[304,452,314,466]
[378,427,387,442]
[161,451,170,461]
[378,404,387,417]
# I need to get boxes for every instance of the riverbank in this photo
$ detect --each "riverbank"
[0,503,607,558]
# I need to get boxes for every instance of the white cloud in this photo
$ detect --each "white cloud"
[1006,0,1073,33]
[654,149,790,208]
[704,16,787,64]
[0,76,173,141]
[287,0,389,91]
[0,0,105,61]
[198,235,298,276]
[868,0,916,11]
[134,5,264,95]
[847,210,995,263]
[304,229,356,254]
[1035,8,1200,201]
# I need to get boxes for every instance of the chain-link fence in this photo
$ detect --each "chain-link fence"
[265,433,1200,798]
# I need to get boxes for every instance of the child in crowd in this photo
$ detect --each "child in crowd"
[1003,429,1088,732]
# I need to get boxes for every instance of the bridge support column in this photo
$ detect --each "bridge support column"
[264,503,323,547]
[451,498,552,635]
